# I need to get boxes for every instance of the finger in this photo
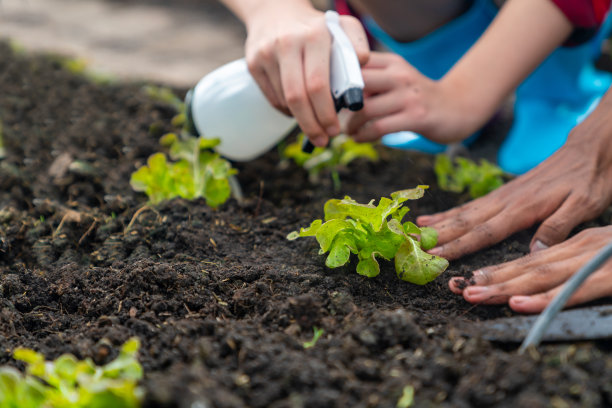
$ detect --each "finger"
[361,68,399,94]
[417,185,508,227]
[345,91,403,135]
[278,45,328,146]
[463,256,589,305]
[449,241,590,294]
[425,202,503,246]
[351,112,409,142]
[339,16,370,65]
[247,56,285,112]
[428,208,531,260]
[530,193,602,253]
[303,31,340,137]
[509,265,612,313]
[361,51,396,69]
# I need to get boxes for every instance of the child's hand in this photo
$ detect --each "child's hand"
[448,226,612,313]
[343,52,480,144]
[242,2,369,147]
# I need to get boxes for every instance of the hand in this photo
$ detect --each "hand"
[448,226,612,313]
[417,115,612,261]
[342,52,483,144]
[244,3,369,146]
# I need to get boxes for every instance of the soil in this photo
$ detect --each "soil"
[1,41,612,408]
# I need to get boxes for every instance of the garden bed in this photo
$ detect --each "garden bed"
[1,42,611,407]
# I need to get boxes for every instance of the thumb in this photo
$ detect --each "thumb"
[339,16,370,65]
[530,199,581,252]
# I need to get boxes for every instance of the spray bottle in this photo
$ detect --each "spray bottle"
[185,10,365,161]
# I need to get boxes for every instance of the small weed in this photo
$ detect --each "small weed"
[303,327,325,349]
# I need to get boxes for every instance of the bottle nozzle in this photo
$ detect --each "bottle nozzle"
[343,88,363,111]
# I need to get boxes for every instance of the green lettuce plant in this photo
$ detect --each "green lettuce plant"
[0,338,143,408]
[130,133,237,208]
[283,133,378,190]
[287,186,448,284]
[434,154,505,199]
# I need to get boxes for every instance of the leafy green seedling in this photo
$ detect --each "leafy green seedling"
[0,338,143,408]
[283,133,378,190]
[130,133,237,208]
[303,327,325,349]
[434,154,505,199]
[396,385,415,408]
[142,85,186,128]
[287,186,448,284]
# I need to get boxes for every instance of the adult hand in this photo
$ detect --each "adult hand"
[416,102,612,261]
[343,52,479,144]
[243,2,369,146]
[448,226,612,313]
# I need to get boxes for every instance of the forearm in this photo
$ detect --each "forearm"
[219,0,315,28]
[439,0,573,136]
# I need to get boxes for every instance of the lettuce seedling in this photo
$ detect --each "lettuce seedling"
[303,327,325,349]
[0,338,143,408]
[434,154,505,199]
[287,186,448,284]
[130,133,237,208]
[283,133,378,190]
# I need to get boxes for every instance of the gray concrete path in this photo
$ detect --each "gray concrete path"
[0,0,247,87]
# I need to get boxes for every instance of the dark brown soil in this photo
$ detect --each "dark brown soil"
[1,41,611,408]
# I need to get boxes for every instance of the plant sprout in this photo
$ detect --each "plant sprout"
[434,154,505,199]
[283,133,378,190]
[303,327,325,349]
[0,338,143,408]
[130,133,237,208]
[288,186,448,284]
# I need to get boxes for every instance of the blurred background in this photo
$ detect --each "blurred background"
[0,0,249,87]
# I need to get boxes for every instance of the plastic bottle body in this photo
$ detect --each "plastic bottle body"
[189,58,296,161]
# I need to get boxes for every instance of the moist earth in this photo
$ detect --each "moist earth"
[1,42,611,408]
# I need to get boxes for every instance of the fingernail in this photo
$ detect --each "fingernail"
[326,125,340,136]
[530,240,549,253]
[465,286,488,297]
[416,215,431,225]
[450,277,468,290]
[312,136,327,147]
[471,269,486,285]
[511,295,530,305]
[428,247,442,256]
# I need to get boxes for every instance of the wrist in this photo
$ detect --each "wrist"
[242,0,315,31]
[431,75,489,143]
[565,95,612,169]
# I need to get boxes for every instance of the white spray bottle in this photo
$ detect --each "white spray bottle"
[185,10,365,161]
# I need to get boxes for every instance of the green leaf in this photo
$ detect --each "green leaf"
[287,219,323,240]
[326,241,351,268]
[419,227,438,250]
[356,252,381,278]
[315,219,353,252]
[303,327,325,349]
[395,238,448,285]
